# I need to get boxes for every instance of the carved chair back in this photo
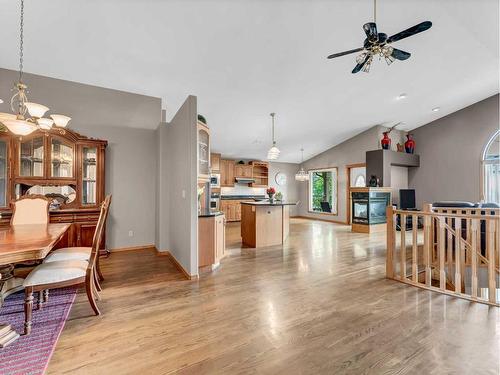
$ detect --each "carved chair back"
[11,194,50,226]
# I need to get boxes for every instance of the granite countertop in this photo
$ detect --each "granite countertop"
[198,210,224,218]
[240,201,299,206]
[221,195,266,200]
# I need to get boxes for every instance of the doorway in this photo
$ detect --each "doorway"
[346,163,366,225]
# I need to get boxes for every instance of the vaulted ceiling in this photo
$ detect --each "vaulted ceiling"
[0,0,498,162]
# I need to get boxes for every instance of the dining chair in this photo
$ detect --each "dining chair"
[11,195,50,225]
[22,197,109,335]
[42,195,112,287]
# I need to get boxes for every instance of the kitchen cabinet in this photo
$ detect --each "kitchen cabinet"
[234,165,253,178]
[210,153,221,172]
[220,199,252,222]
[250,161,269,187]
[198,122,210,181]
[198,214,226,269]
[220,159,235,187]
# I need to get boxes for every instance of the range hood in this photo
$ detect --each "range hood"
[235,177,255,184]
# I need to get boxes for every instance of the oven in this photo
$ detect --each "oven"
[210,174,220,188]
[210,192,220,210]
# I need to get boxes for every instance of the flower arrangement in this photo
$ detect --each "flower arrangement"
[266,187,276,201]
[275,191,283,201]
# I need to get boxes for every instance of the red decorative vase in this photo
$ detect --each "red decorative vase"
[404,134,415,154]
[381,132,391,150]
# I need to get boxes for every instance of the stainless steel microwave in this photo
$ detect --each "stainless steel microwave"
[210,174,220,188]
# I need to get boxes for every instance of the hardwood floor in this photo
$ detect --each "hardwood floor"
[48,218,499,374]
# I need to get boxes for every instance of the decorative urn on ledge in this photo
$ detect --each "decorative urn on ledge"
[404,134,415,154]
[381,132,391,150]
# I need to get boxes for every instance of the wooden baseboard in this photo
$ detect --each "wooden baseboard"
[351,223,386,234]
[156,249,197,280]
[293,215,348,225]
[110,245,156,252]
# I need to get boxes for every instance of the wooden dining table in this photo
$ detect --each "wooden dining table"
[0,223,70,343]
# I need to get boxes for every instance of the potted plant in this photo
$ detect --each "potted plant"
[266,187,276,202]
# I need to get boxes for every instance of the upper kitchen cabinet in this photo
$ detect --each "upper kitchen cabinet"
[234,164,253,178]
[250,161,269,187]
[210,153,221,172]
[198,121,210,181]
[220,159,235,187]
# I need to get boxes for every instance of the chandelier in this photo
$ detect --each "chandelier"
[0,0,71,136]
[295,148,309,182]
[267,113,280,160]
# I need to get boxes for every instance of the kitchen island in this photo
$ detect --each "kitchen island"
[240,201,298,248]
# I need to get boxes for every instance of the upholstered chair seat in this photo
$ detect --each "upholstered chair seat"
[43,247,91,263]
[23,260,88,286]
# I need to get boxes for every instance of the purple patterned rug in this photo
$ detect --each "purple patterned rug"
[0,288,76,375]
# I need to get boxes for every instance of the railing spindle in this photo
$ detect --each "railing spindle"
[400,213,406,280]
[412,214,418,282]
[455,218,462,293]
[438,217,446,290]
[470,219,479,298]
[447,216,453,283]
[423,204,432,286]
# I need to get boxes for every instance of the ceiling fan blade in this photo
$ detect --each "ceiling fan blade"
[391,48,411,60]
[387,21,432,43]
[352,54,371,74]
[363,22,379,43]
[327,47,364,59]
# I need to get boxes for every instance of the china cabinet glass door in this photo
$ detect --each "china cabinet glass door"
[51,138,74,178]
[20,136,44,177]
[0,140,7,207]
[82,146,97,205]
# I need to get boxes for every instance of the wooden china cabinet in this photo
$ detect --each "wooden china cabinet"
[0,127,107,253]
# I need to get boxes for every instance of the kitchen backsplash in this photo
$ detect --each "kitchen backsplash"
[221,185,266,196]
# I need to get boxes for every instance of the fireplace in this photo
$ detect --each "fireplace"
[351,190,391,226]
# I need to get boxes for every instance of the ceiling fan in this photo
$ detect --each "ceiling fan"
[327,0,432,73]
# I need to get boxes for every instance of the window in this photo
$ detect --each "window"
[308,168,337,214]
[354,175,366,187]
[482,130,500,204]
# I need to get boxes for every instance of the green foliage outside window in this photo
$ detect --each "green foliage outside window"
[311,171,334,212]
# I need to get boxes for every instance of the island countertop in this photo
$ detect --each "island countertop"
[240,201,298,207]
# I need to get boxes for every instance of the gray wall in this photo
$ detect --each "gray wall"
[0,68,161,249]
[299,126,388,223]
[268,162,300,216]
[408,95,499,207]
[157,96,198,276]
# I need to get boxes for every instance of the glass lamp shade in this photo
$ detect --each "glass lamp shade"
[2,119,37,136]
[24,102,49,118]
[50,114,71,127]
[267,145,280,160]
[0,112,17,122]
[295,168,309,182]
[37,117,54,130]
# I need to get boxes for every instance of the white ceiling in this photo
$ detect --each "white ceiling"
[0,0,498,163]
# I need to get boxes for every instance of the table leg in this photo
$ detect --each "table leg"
[0,264,24,307]
[0,265,21,347]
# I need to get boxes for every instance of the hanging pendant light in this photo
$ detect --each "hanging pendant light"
[295,148,309,182]
[267,113,280,160]
[0,0,71,136]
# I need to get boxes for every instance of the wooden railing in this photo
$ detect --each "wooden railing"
[386,204,500,306]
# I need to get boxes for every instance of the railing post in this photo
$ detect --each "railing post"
[423,203,432,286]
[386,205,395,279]
[400,213,407,280]
[486,219,496,304]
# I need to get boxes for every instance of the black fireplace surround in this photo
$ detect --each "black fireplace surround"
[352,191,391,225]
